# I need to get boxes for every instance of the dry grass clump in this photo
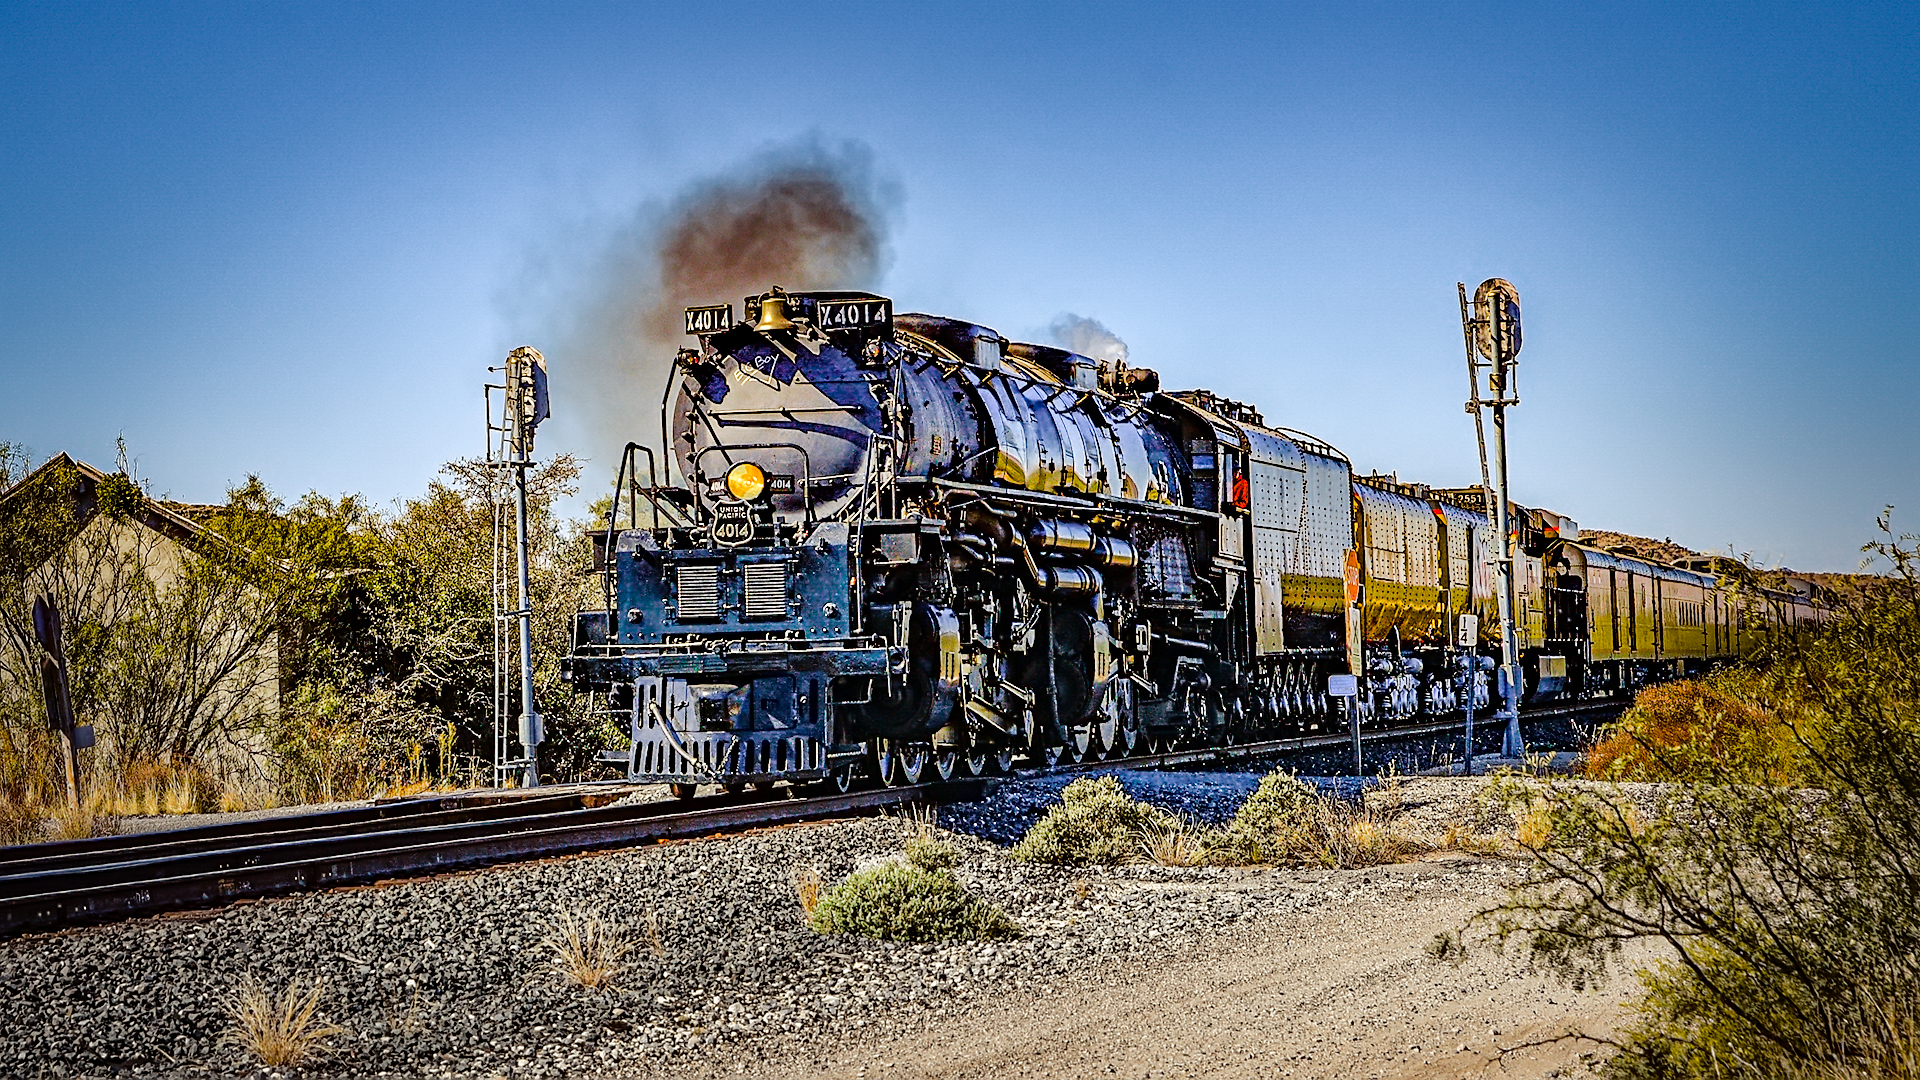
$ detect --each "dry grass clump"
[222,974,344,1068]
[539,909,633,990]
[218,777,279,814]
[1216,784,1427,870]
[1434,820,1508,856]
[1141,822,1207,866]
[99,758,222,816]
[792,867,824,917]
[1780,992,1920,1080]
[895,804,961,872]
[48,805,118,840]
[1513,798,1554,850]
[0,798,45,846]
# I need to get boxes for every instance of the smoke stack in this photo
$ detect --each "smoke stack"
[1049,313,1129,366]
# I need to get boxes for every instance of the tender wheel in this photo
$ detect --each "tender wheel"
[812,766,855,795]
[962,749,989,776]
[932,750,959,782]
[993,747,1016,774]
[668,782,698,800]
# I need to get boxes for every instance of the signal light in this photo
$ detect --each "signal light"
[725,462,768,501]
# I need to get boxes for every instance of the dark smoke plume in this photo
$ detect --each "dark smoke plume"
[558,139,899,459]
[1049,313,1129,365]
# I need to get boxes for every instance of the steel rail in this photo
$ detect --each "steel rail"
[0,780,983,940]
[0,792,603,878]
[0,786,605,869]
[0,793,622,887]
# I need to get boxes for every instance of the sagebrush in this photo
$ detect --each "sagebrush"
[1011,776,1184,865]
[808,860,1018,942]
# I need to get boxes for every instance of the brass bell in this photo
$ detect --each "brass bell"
[754,288,796,333]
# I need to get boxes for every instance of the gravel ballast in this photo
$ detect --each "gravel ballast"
[1,772,1549,1080]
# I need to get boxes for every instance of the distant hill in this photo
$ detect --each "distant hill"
[1577,528,1883,593]
[1577,529,1702,565]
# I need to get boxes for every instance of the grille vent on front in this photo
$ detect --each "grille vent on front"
[675,564,722,622]
[741,562,789,620]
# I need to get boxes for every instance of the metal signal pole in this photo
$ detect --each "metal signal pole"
[1460,280,1527,760]
[489,347,549,788]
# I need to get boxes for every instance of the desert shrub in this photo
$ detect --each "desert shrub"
[1233,771,1321,831]
[1011,776,1184,865]
[808,860,1018,942]
[894,804,960,872]
[1585,671,1801,783]
[1207,772,1426,869]
[1484,520,1920,1078]
[1019,772,1430,870]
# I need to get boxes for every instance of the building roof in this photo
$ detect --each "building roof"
[0,453,213,549]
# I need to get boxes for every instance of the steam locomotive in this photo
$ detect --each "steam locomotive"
[563,288,1822,793]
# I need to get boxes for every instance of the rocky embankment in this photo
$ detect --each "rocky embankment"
[0,772,1626,1080]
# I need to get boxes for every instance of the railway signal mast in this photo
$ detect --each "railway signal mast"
[488,347,550,788]
[1459,279,1527,760]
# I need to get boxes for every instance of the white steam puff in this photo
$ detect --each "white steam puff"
[558,139,899,458]
[1049,313,1129,365]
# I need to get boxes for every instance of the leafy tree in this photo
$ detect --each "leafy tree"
[1479,518,1920,1078]
[2,440,609,805]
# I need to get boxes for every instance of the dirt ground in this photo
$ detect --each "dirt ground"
[740,855,1637,1080]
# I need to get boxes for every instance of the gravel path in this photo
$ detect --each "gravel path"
[0,773,1635,1080]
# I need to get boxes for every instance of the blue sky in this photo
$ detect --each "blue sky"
[2,2,1913,571]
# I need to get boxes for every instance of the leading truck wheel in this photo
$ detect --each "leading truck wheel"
[669,783,697,800]
[811,767,854,795]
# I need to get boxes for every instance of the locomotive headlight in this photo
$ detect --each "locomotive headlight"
[725,461,768,501]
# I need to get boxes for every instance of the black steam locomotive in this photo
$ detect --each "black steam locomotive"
[563,288,1822,793]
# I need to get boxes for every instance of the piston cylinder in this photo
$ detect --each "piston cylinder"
[1046,565,1102,595]
[1093,536,1137,570]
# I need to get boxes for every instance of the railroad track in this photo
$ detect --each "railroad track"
[0,780,981,940]
[0,700,1619,940]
